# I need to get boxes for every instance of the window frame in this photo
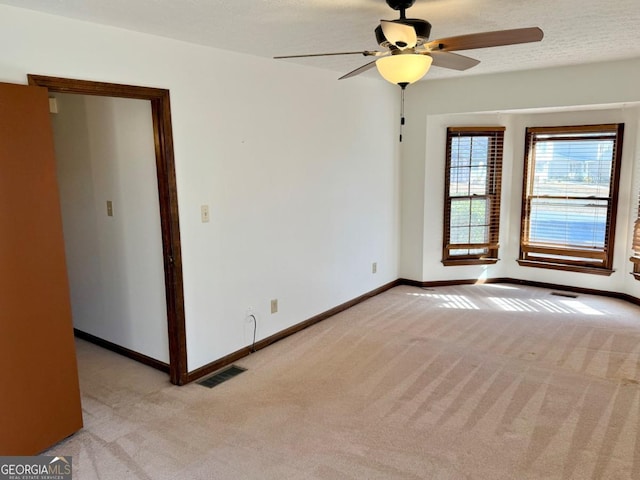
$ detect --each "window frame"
[518,123,624,276]
[442,126,505,266]
[631,214,640,280]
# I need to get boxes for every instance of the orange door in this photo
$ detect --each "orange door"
[0,82,82,454]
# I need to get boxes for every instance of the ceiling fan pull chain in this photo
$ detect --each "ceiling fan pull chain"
[399,82,408,142]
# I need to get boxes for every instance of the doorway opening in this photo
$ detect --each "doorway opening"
[28,75,188,385]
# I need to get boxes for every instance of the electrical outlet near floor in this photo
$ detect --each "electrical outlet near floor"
[270,299,278,314]
[372,262,377,274]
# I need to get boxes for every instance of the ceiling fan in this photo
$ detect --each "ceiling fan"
[274,0,544,87]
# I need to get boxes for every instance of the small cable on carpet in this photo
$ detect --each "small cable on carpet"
[248,314,257,353]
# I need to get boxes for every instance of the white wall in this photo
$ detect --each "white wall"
[401,59,640,299]
[0,4,400,371]
[51,93,169,363]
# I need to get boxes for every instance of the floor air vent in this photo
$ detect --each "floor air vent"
[551,291,579,298]
[198,365,246,388]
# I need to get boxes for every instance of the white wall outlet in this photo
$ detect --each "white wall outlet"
[270,299,278,314]
[201,204,210,223]
[48,97,58,114]
[372,262,377,274]
[246,306,254,318]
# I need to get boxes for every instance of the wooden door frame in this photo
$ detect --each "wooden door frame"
[28,75,188,385]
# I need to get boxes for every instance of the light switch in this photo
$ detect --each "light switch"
[201,205,210,223]
[106,200,113,217]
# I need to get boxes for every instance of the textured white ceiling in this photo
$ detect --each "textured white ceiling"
[2,0,640,81]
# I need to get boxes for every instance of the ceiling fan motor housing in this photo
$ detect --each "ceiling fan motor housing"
[386,0,416,11]
[375,19,432,48]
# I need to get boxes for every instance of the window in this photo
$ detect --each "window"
[631,203,640,280]
[519,124,624,275]
[443,127,505,265]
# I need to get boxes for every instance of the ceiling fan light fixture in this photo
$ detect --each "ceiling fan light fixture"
[375,53,432,86]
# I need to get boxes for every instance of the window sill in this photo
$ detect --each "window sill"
[517,259,614,276]
[442,258,499,266]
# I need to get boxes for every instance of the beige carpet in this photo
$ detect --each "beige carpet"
[47,284,640,479]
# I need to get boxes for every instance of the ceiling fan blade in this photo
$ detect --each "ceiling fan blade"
[339,60,378,80]
[426,27,543,52]
[427,51,480,71]
[274,50,382,59]
[380,20,418,49]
